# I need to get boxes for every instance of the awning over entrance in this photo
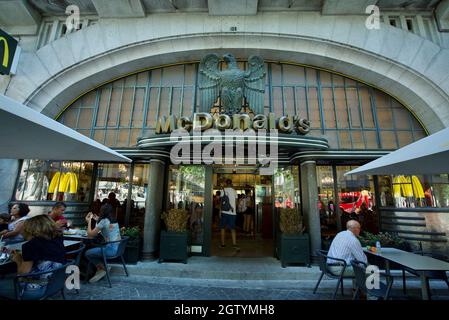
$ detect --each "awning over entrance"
[136,132,329,164]
[0,95,131,162]
[346,127,449,175]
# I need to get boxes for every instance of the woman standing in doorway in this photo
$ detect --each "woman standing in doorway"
[243,190,255,237]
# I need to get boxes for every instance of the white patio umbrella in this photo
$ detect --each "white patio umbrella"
[346,127,449,176]
[0,94,131,162]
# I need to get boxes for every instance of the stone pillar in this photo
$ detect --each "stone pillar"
[142,159,166,260]
[300,160,321,256]
[0,160,20,212]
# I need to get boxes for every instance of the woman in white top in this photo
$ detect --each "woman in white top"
[0,203,30,243]
[84,203,121,283]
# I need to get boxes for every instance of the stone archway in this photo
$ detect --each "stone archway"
[5,13,449,133]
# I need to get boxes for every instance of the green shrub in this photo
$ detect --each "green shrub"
[120,226,140,238]
[358,231,409,250]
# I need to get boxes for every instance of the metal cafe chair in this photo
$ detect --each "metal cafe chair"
[65,242,86,267]
[351,259,393,300]
[0,262,71,300]
[65,242,86,294]
[86,236,129,288]
[313,249,355,300]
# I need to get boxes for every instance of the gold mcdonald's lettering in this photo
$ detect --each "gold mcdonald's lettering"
[155,115,177,134]
[0,37,9,68]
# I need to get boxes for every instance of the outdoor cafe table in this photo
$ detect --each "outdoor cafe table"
[0,240,82,269]
[6,240,81,251]
[62,229,90,242]
[364,247,449,300]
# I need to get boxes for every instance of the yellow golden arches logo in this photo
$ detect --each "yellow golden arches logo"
[0,36,9,68]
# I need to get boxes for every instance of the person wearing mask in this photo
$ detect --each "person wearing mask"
[0,203,30,244]
[84,203,121,283]
[48,201,68,229]
[0,214,66,300]
[327,200,337,228]
[220,179,239,251]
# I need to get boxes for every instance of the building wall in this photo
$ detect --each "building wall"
[0,160,19,212]
[380,208,449,256]
[1,8,449,255]
[2,12,449,134]
[55,61,427,151]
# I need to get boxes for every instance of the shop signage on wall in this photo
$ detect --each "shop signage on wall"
[155,53,310,136]
[155,112,310,135]
[0,28,21,75]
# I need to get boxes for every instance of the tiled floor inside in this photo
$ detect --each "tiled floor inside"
[210,229,274,257]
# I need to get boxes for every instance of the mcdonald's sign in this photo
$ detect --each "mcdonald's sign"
[0,28,19,75]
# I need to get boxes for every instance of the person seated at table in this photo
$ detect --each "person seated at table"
[0,203,30,244]
[0,213,10,232]
[84,203,121,283]
[0,214,66,300]
[48,201,68,229]
[327,220,367,276]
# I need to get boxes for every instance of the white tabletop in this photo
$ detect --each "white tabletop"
[364,247,449,271]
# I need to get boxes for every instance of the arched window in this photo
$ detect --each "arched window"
[57,62,426,150]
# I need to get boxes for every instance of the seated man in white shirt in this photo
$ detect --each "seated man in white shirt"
[327,220,367,277]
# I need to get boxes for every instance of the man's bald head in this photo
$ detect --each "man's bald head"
[346,220,361,236]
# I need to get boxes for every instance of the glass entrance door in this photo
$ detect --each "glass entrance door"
[166,165,206,253]
[211,165,274,257]
[255,176,272,238]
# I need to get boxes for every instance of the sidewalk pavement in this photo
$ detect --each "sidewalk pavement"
[61,256,449,300]
[63,274,449,300]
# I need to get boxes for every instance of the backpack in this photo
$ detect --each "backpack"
[221,190,233,213]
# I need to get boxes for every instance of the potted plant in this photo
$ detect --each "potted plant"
[120,226,141,264]
[159,208,190,263]
[277,208,310,268]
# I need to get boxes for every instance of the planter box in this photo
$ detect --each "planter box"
[278,233,310,268]
[159,230,189,264]
[123,237,141,264]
